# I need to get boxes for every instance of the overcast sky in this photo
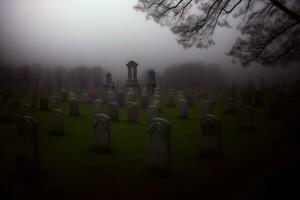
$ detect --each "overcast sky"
[0,0,299,82]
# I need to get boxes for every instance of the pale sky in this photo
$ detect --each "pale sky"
[0,0,298,82]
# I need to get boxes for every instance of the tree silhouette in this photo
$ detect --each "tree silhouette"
[135,0,300,67]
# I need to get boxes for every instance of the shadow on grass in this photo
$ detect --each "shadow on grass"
[196,152,225,161]
[88,147,113,154]
[143,167,176,178]
[49,131,68,137]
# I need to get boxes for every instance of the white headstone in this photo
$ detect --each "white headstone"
[69,98,80,116]
[51,109,64,135]
[49,95,60,111]
[16,116,40,177]
[146,117,171,171]
[177,99,189,118]
[93,114,111,151]
[200,115,221,155]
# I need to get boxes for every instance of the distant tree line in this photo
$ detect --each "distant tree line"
[0,64,105,92]
[159,62,226,89]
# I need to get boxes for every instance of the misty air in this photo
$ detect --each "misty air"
[0,0,300,199]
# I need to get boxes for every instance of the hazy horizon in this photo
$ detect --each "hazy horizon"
[0,0,299,82]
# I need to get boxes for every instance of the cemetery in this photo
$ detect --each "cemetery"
[1,60,299,199]
[0,0,300,199]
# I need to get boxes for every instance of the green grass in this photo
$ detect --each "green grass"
[0,93,283,198]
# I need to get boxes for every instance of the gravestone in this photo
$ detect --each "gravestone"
[81,92,89,103]
[209,92,219,106]
[39,96,49,111]
[61,90,68,102]
[140,94,149,109]
[49,95,60,111]
[239,105,255,130]
[167,93,175,107]
[88,90,97,103]
[200,114,222,155]
[127,101,138,122]
[107,101,119,121]
[106,90,116,103]
[16,116,40,178]
[68,92,77,101]
[176,90,185,101]
[26,93,37,108]
[177,99,189,118]
[185,90,194,106]
[127,89,136,103]
[154,86,160,96]
[153,94,162,110]
[148,104,160,123]
[93,99,103,116]
[146,117,171,171]
[51,109,64,135]
[116,92,125,107]
[147,70,157,94]
[93,114,111,151]
[69,98,80,116]
[200,100,212,116]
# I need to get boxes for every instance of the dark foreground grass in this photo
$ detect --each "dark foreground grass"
[1,94,297,199]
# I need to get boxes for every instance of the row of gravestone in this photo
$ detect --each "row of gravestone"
[16,113,224,178]
[1,91,256,130]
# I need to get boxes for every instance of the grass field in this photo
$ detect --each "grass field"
[1,93,296,199]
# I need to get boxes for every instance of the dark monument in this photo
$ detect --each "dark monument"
[147,70,156,94]
[105,72,113,90]
[125,60,140,91]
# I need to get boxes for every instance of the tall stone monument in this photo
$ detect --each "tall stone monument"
[105,72,113,90]
[125,60,140,91]
[147,70,157,94]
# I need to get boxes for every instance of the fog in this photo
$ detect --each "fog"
[0,0,299,83]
